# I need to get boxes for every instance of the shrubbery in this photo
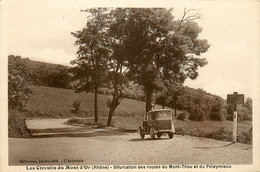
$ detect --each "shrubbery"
[8,110,31,138]
[226,104,252,121]
[209,98,226,121]
[189,105,206,121]
[175,126,252,144]
[177,111,189,121]
[8,55,33,110]
[72,100,81,114]
[237,128,252,144]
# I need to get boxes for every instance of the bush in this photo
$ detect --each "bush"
[66,117,106,128]
[177,111,189,121]
[72,100,81,113]
[237,128,252,144]
[206,128,232,142]
[189,106,206,121]
[210,98,225,121]
[8,111,31,138]
[238,106,251,121]
[226,104,251,121]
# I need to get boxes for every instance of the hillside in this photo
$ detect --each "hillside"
[8,85,251,144]
[27,86,152,118]
[8,55,68,69]
[24,86,181,131]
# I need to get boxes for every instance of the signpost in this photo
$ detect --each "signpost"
[227,92,244,143]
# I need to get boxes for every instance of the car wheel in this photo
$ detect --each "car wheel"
[140,130,145,139]
[168,132,173,139]
[157,133,162,138]
[150,127,155,139]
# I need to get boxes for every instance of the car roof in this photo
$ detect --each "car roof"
[149,109,172,112]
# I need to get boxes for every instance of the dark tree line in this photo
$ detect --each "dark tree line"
[33,64,72,89]
[156,86,252,121]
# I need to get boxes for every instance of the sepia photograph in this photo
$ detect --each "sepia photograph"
[1,0,260,171]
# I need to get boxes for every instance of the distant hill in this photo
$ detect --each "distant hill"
[8,55,68,69]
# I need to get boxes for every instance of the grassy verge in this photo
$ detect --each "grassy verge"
[174,120,252,144]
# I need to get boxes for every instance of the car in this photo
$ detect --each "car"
[139,109,175,139]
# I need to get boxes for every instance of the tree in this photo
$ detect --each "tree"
[8,55,33,110]
[32,64,49,86]
[209,98,225,121]
[244,97,252,115]
[71,8,110,123]
[33,64,71,88]
[155,81,183,116]
[110,8,210,112]
[46,65,72,88]
[72,8,131,126]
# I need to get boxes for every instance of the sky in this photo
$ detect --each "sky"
[2,0,260,99]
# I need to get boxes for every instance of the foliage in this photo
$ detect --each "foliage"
[8,110,31,138]
[109,8,210,112]
[175,125,252,144]
[189,105,206,121]
[122,82,144,100]
[71,8,110,123]
[45,65,72,88]
[206,128,232,142]
[33,64,72,89]
[237,128,252,144]
[165,86,227,121]
[244,97,252,115]
[209,98,226,121]
[8,55,33,110]
[71,8,210,125]
[177,111,189,121]
[226,104,252,121]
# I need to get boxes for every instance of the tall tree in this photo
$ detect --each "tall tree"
[103,9,130,126]
[110,8,210,112]
[71,8,110,123]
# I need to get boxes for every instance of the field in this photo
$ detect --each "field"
[15,86,252,144]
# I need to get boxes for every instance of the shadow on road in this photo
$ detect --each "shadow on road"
[30,129,133,138]
[129,138,170,142]
[193,142,235,149]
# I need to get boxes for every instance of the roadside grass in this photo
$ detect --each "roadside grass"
[12,86,252,144]
[173,120,252,144]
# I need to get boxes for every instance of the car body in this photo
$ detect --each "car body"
[139,109,175,139]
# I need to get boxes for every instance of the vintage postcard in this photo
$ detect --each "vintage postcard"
[1,0,260,171]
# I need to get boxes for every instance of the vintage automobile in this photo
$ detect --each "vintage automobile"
[139,109,175,139]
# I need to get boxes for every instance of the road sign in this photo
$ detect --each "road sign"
[227,92,244,104]
[227,92,244,143]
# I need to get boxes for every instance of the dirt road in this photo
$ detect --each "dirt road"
[9,132,252,165]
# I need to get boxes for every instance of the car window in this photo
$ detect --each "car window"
[155,111,171,118]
